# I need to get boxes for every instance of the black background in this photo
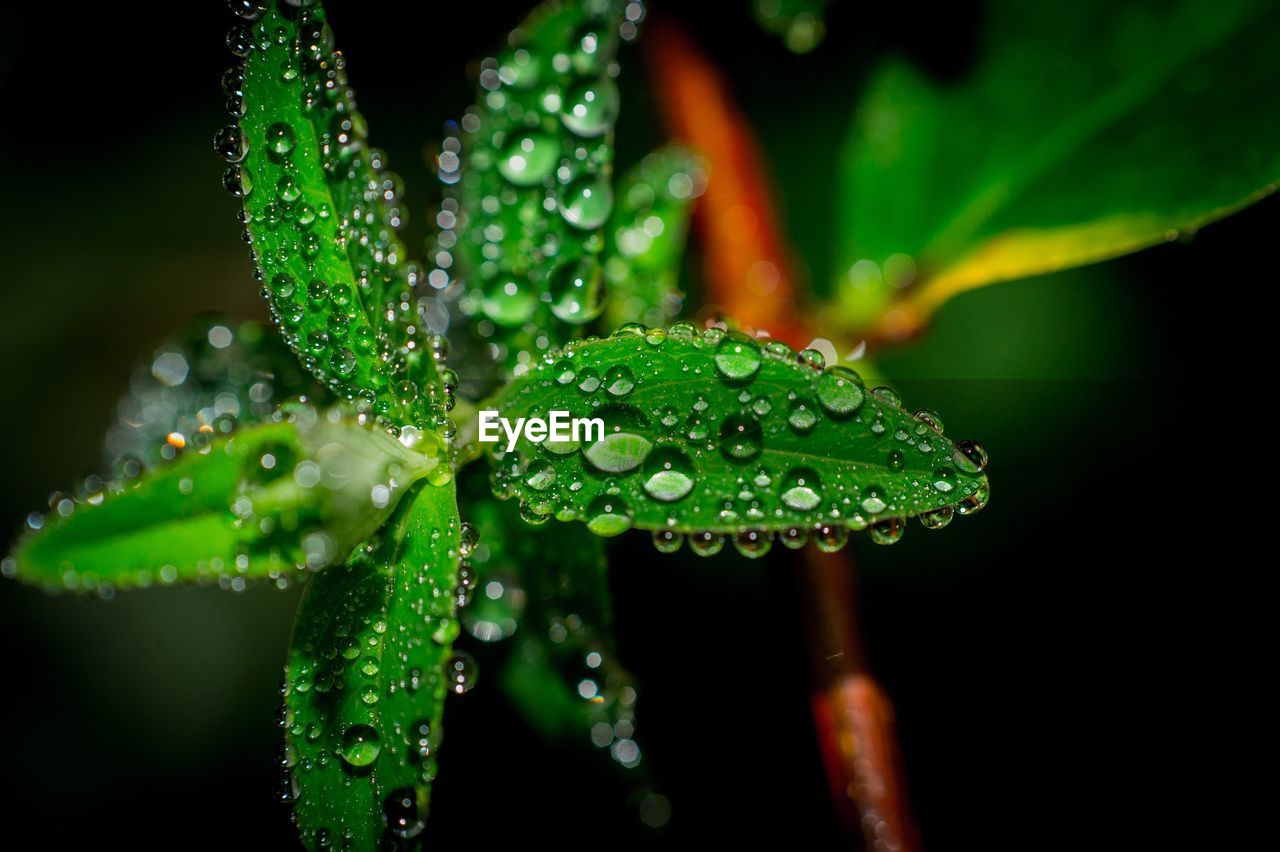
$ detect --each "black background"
[0,2,1258,848]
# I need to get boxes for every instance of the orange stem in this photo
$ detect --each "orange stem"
[644,17,813,349]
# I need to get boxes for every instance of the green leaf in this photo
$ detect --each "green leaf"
[461,485,644,767]
[833,0,1280,331]
[283,480,463,850]
[439,0,631,367]
[5,409,444,594]
[603,146,705,329]
[104,317,327,469]
[226,0,446,428]
[486,324,989,552]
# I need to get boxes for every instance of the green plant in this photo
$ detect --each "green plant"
[4,0,1275,848]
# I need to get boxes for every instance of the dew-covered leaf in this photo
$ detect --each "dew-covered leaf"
[486,324,989,552]
[437,0,633,367]
[4,409,443,594]
[223,0,447,429]
[104,317,326,469]
[833,0,1280,335]
[603,146,705,329]
[283,479,462,850]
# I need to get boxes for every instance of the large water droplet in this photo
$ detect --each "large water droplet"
[339,723,381,769]
[816,367,864,416]
[642,446,696,502]
[952,439,989,474]
[585,494,633,536]
[383,786,426,839]
[780,467,822,511]
[714,335,762,382]
[561,77,620,137]
[265,122,296,160]
[719,412,763,462]
[584,432,652,473]
[559,174,614,229]
[498,132,557,186]
[548,257,605,324]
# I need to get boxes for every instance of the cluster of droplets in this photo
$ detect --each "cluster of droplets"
[431,1,643,373]
[488,322,989,555]
[216,0,454,438]
[281,510,470,847]
[602,146,707,329]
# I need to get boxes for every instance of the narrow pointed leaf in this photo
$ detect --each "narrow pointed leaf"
[486,325,989,545]
[603,146,705,329]
[5,410,442,594]
[834,0,1280,334]
[284,480,462,850]
[438,0,631,367]
[228,0,444,427]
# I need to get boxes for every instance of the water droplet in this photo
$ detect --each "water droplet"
[781,467,822,511]
[816,367,864,416]
[604,365,636,397]
[814,524,848,553]
[651,529,684,553]
[383,786,426,839]
[446,651,477,694]
[952,439,989,474]
[214,125,247,162]
[955,481,990,515]
[868,517,905,545]
[577,367,602,393]
[584,431,651,473]
[688,531,725,557]
[733,530,772,559]
[585,494,633,536]
[787,398,819,434]
[719,412,763,462]
[779,526,808,549]
[265,122,296,160]
[642,446,696,502]
[548,257,605,324]
[561,77,620,137]
[920,506,953,530]
[559,174,614,229]
[339,724,381,769]
[498,132,557,186]
[482,278,537,326]
[714,335,762,382]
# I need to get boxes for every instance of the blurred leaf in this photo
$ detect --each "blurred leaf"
[6,410,442,594]
[486,325,989,548]
[462,484,644,768]
[834,0,1280,334]
[603,146,705,329]
[440,0,628,368]
[227,0,444,428]
[284,480,462,850]
[103,317,326,469]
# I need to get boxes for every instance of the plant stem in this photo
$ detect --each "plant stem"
[793,546,922,851]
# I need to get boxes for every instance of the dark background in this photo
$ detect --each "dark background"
[0,2,1256,848]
